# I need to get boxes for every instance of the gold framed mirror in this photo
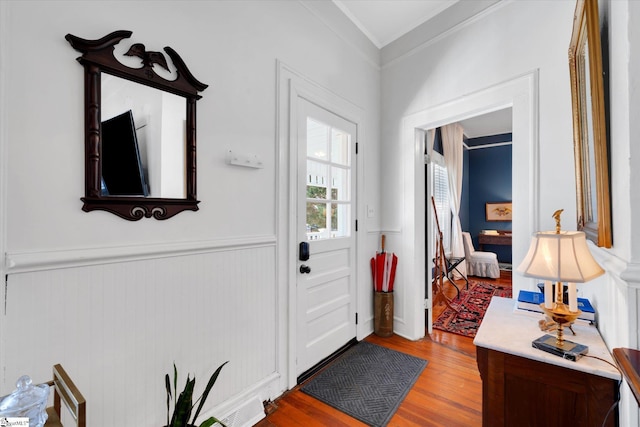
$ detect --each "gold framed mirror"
[569,0,611,247]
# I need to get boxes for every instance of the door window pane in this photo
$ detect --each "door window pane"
[331,128,350,166]
[307,202,328,240]
[307,118,328,160]
[331,166,349,201]
[305,117,352,241]
[331,203,350,238]
[307,161,328,199]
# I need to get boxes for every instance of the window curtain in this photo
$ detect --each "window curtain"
[441,123,466,278]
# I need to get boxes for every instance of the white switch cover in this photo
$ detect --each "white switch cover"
[226,150,264,168]
[367,205,375,218]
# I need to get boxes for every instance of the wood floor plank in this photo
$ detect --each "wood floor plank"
[256,272,511,426]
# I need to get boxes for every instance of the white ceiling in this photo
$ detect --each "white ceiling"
[332,0,459,48]
[333,0,512,139]
[458,108,513,140]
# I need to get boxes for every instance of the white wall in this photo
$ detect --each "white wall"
[381,0,576,337]
[4,0,638,424]
[3,0,381,250]
[380,0,639,424]
[0,1,381,425]
[609,0,640,423]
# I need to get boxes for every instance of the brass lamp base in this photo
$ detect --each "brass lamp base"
[531,302,589,361]
[540,301,581,345]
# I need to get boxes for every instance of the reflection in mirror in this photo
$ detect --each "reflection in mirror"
[577,41,595,226]
[582,42,596,226]
[101,74,186,198]
[101,109,148,196]
[583,45,600,228]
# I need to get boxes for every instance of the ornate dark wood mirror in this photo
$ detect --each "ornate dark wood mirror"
[66,30,207,220]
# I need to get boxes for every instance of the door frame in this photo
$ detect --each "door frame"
[401,71,540,339]
[277,61,365,389]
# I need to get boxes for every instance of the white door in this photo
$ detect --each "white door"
[296,98,357,377]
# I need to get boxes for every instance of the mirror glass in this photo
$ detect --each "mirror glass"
[578,39,596,226]
[101,74,186,199]
[583,44,600,228]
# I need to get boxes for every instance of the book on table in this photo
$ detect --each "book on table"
[516,290,595,321]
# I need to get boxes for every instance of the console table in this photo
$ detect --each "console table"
[478,231,511,250]
[474,297,620,427]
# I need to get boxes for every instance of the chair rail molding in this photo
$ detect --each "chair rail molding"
[5,235,276,274]
[620,262,640,289]
[586,242,640,288]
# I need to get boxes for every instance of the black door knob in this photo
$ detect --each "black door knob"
[300,265,311,274]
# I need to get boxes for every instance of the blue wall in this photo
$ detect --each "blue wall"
[461,135,512,263]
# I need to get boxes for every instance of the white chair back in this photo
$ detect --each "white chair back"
[462,232,475,257]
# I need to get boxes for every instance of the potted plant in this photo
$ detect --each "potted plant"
[164,361,228,427]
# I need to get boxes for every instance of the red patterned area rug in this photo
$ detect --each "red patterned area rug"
[432,280,512,338]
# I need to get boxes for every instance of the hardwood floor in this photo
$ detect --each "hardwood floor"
[256,271,512,427]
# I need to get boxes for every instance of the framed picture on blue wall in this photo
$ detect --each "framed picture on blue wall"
[486,202,512,222]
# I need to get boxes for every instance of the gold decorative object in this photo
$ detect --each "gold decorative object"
[517,210,604,359]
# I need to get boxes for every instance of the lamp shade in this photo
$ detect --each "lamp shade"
[517,231,604,282]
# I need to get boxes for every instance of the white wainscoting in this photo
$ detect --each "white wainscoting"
[1,238,278,426]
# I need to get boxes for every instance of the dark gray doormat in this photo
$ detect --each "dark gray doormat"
[300,341,428,426]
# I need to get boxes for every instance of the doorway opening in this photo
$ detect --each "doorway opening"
[401,71,539,339]
[425,113,514,334]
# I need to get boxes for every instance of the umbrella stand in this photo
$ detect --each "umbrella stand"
[374,291,393,337]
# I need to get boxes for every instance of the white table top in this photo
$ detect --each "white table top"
[474,297,621,381]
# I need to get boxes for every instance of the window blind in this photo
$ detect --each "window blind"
[433,163,451,253]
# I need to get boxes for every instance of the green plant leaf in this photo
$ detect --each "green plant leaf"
[165,373,172,427]
[199,416,227,427]
[171,376,195,427]
[173,363,178,409]
[191,361,228,424]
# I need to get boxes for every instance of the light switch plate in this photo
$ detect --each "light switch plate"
[226,150,264,168]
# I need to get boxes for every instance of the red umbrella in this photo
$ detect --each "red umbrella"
[371,235,398,292]
[383,251,398,292]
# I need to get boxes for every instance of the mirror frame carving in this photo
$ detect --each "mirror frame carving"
[66,30,207,220]
[569,0,612,247]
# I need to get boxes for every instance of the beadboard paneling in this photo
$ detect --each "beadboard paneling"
[1,244,276,426]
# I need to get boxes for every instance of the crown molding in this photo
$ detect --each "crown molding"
[382,0,509,69]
